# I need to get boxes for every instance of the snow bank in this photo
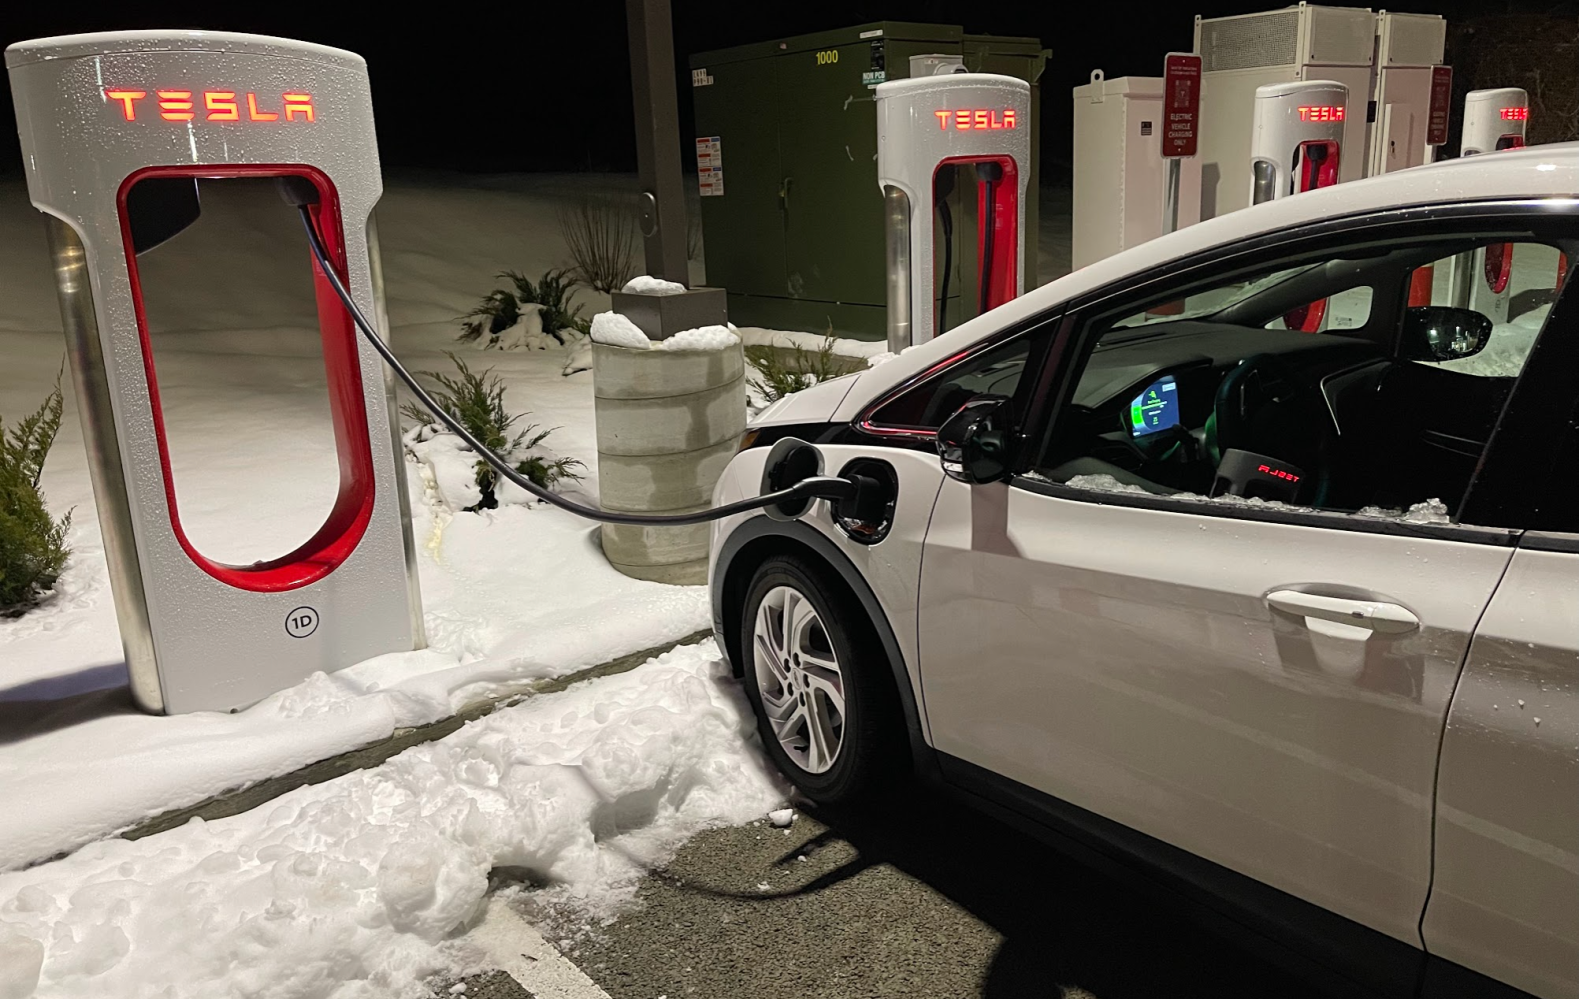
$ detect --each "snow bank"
[620,276,686,296]
[652,324,739,352]
[0,642,787,999]
[588,312,650,350]
[736,327,887,360]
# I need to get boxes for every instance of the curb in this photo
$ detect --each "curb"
[122,629,714,841]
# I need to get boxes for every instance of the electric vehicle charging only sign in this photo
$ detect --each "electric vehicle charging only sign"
[1428,66,1453,146]
[1162,53,1201,158]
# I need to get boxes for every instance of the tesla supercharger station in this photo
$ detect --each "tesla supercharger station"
[1250,81,1347,205]
[876,74,1031,352]
[1446,88,1532,321]
[5,31,424,714]
[1250,81,1347,332]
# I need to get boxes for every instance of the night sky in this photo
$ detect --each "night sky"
[0,0,1566,178]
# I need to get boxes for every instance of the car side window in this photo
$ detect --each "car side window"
[865,335,1035,431]
[1407,241,1565,378]
[1032,231,1566,525]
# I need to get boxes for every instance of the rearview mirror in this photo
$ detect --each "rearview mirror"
[936,396,1012,484]
[1400,306,1493,362]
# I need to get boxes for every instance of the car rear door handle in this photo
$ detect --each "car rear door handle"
[1266,589,1420,635]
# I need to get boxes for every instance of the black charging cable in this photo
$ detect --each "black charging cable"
[282,182,854,526]
[975,161,1004,317]
[933,167,955,337]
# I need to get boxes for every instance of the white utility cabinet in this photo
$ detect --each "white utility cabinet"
[1072,71,1202,270]
[1369,11,1448,176]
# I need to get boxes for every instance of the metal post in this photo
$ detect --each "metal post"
[1162,157,1181,234]
[626,0,690,284]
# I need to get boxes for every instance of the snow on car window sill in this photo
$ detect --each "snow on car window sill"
[1024,472,1452,524]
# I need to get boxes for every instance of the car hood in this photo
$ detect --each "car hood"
[751,371,865,428]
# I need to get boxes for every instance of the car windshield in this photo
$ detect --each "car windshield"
[1111,262,1324,329]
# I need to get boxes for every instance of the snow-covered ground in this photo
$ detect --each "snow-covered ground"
[0,640,786,999]
[0,173,722,873]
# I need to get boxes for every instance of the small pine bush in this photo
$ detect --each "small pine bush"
[401,353,583,510]
[746,333,843,403]
[456,270,585,348]
[1,374,72,616]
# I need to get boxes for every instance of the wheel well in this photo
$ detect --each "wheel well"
[717,525,936,777]
[720,535,833,678]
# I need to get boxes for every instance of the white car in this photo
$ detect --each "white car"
[708,144,1579,999]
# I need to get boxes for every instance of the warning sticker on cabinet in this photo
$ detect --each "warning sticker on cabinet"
[695,137,723,197]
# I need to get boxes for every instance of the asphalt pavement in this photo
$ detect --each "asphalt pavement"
[549,784,1333,999]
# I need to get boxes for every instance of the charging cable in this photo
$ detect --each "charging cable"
[283,182,855,526]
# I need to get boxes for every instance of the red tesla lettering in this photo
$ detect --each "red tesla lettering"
[246,93,279,121]
[204,91,239,121]
[283,93,315,122]
[935,109,1019,131]
[1297,105,1345,122]
[157,90,194,121]
[105,89,147,120]
[1500,107,1529,121]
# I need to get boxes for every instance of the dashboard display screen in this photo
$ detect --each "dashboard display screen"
[1129,375,1179,437]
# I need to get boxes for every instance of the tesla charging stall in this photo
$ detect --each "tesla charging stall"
[876,74,1031,352]
[1251,81,1346,332]
[1462,87,1529,156]
[1447,87,1531,321]
[5,31,424,714]
[1250,81,1347,204]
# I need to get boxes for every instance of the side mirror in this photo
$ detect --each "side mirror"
[936,396,1012,484]
[1400,306,1493,362]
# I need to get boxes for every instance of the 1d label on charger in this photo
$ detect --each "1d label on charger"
[285,606,320,638]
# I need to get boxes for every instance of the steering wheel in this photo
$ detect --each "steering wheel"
[1206,353,1336,506]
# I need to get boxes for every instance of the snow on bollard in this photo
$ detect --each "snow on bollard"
[590,313,745,584]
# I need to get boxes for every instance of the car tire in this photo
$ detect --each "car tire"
[739,554,907,807]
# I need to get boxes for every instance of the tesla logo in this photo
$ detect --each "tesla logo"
[933,109,1018,131]
[1257,463,1301,483]
[1297,105,1345,122]
[1500,107,1529,121]
[105,89,315,123]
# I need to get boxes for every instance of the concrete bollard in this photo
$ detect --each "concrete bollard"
[592,340,745,584]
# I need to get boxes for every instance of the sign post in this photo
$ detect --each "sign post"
[1161,52,1202,235]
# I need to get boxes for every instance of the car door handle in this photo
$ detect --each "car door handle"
[1266,589,1420,635]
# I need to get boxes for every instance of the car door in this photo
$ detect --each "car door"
[1422,266,1579,999]
[917,205,1574,948]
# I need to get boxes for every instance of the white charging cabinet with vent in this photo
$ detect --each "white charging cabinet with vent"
[1193,4,1376,219]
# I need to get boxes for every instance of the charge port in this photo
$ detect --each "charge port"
[832,458,898,544]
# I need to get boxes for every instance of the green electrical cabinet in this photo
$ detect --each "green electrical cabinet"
[689,22,1047,340]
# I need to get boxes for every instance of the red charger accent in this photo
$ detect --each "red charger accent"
[116,164,376,592]
[1408,266,1435,307]
[934,155,1020,315]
